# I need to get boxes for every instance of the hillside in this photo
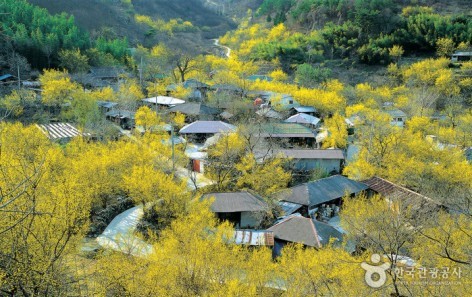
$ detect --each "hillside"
[28,0,241,50]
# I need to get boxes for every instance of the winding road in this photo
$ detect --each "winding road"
[96,205,153,256]
[212,38,231,58]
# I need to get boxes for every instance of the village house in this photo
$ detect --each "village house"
[97,101,118,113]
[268,214,343,257]
[179,120,236,143]
[249,91,300,111]
[260,122,316,147]
[202,191,269,229]
[289,106,318,117]
[105,110,135,130]
[284,113,321,128]
[78,66,125,88]
[275,175,369,219]
[268,93,300,111]
[385,109,407,127]
[168,102,221,122]
[277,149,345,174]
[451,51,472,62]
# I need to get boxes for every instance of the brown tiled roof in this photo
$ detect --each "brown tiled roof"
[363,176,443,209]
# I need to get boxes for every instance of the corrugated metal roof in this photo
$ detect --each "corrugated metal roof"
[312,219,343,246]
[268,215,321,248]
[179,121,236,134]
[293,106,316,113]
[278,149,345,160]
[233,230,274,246]
[285,113,320,126]
[168,102,220,116]
[276,175,369,207]
[37,123,90,141]
[142,96,185,106]
[202,191,269,213]
[278,201,303,215]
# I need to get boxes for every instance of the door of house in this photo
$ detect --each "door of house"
[192,159,201,173]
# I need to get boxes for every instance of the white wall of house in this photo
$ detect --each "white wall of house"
[293,159,342,173]
[240,211,262,228]
[390,117,406,127]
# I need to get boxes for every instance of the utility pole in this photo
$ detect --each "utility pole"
[17,64,20,90]
[171,127,175,174]
[139,57,143,86]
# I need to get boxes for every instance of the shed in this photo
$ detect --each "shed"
[202,191,269,228]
